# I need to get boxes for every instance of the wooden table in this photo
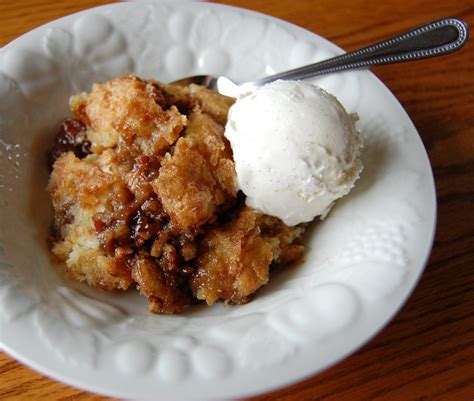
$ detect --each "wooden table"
[1,0,473,400]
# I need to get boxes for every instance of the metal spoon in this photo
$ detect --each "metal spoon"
[171,17,468,98]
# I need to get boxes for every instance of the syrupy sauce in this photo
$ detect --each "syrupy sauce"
[49,118,91,168]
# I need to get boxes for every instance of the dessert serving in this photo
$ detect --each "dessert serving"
[0,3,441,399]
[47,75,362,314]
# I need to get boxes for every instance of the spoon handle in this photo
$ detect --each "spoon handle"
[250,17,469,86]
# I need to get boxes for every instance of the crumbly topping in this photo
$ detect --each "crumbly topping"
[48,75,305,314]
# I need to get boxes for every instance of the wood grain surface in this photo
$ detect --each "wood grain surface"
[1,0,473,400]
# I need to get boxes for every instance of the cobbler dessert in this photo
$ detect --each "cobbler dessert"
[47,76,306,314]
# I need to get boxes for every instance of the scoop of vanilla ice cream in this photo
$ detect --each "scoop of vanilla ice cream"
[224,80,363,226]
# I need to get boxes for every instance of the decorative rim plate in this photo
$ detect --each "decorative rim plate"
[0,2,436,400]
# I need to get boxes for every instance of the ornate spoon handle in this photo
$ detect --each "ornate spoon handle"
[251,17,469,86]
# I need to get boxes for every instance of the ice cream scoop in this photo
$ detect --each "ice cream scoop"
[224,80,363,226]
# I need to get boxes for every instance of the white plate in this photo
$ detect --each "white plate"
[0,2,436,400]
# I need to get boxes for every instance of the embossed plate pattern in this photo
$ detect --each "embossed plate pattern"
[0,2,436,400]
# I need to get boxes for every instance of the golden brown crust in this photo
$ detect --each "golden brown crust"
[191,207,273,305]
[70,76,186,156]
[257,215,306,265]
[153,110,236,229]
[48,151,134,291]
[158,82,235,126]
[190,207,306,305]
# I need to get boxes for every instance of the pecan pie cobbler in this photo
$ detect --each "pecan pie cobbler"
[48,76,305,314]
